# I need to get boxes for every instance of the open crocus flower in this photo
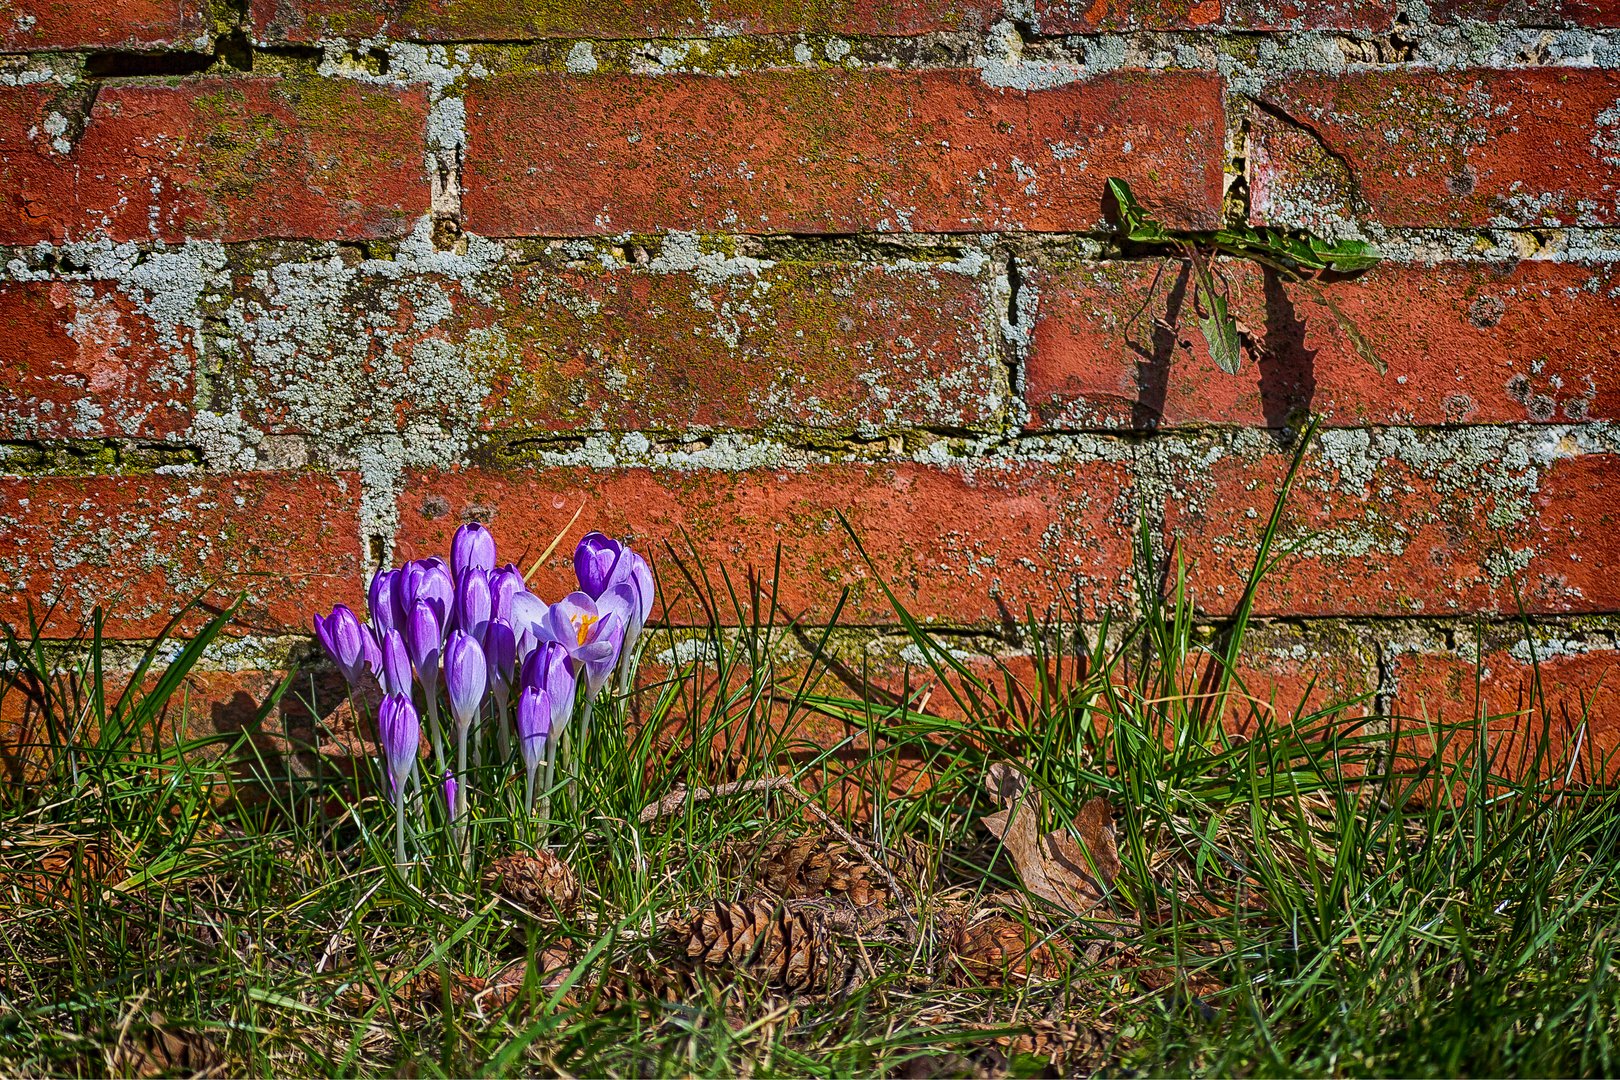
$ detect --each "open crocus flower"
[451,522,497,582]
[508,591,550,659]
[314,604,373,688]
[543,592,624,701]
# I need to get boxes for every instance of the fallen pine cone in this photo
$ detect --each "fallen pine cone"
[109,1013,224,1078]
[484,850,579,917]
[948,914,1072,987]
[673,897,830,992]
[727,832,933,906]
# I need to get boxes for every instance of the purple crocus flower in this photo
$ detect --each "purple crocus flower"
[402,558,453,642]
[376,627,414,699]
[455,566,492,643]
[443,630,487,734]
[544,592,624,702]
[368,568,401,637]
[573,532,624,600]
[407,601,442,697]
[452,522,497,582]
[508,591,550,659]
[489,565,525,624]
[486,618,516,703]
[377,693,420,799]
[516,684,552,777]
[313,604,371,688]
[522,639,577,736]
[442,770,457,814]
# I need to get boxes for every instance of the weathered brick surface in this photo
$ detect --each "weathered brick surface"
[393,462,1137,624]
[0,79,428,246]
[1032,0,1391,31]
[1166,434,1620,617]
[1251,70,1620,229]
[0,0,210,51]
[1428,0,1620,25]
[0,281,192,439]
[0,473,366,638]
[232,258,1004,437]
[463,70,1227,236]
[1025,260,1620,430]
[1387,641,1620,782]
[251,0,1001,41]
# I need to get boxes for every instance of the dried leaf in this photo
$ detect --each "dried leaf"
[981,764,1116,917]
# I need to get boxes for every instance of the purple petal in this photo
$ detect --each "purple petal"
[452,522,498,582]
[380,628,414,698]
[377,694,421,798]
[444,630,488,730]
[456,566,492,643]
[573,532,624,600]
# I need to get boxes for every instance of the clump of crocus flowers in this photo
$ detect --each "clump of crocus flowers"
[312,524,654,864]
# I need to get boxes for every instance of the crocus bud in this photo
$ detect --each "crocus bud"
[522,639,576,736]
[455,566,492,643]
[515,685,552,775]
[403,558,453,642]
[573,532,624,600]
[489,565,524,624]
[377,694,420,800]
[444,630,487,733]
[313,604,370,687]
[379,627,414,699]
[486,618,516,698]
[368,569,400,637]
[442,770,457,813]
[452,522,498,582]
[407,600,443,697]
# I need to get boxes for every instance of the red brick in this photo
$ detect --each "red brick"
[1166,437,1620,618]
[0,0,209,51]
[234,260,1005,436]
[1387,642,1620,783]
[1025,260,1620,430]
[1251,70,1620,229]
[1032,0,1391,31]
[463,70,1226,237]
[0,281,192,440]
[0,79,428,246]
[251,0,1001,41]
[393,462,1137,625]
[1428,0,1620,26]
[0,473,365,638]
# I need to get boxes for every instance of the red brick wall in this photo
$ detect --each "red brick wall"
[2,1,1617,764]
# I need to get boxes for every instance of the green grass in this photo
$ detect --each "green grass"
[3,472,1618,1076]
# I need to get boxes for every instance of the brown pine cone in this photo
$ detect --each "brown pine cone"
[673,897,829,992]
[484,850,580,916]
[727,832,931,907]
[948,914,1072,986]
[109,1014,224,1078]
